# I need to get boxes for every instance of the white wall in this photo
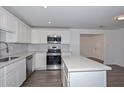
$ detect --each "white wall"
[104,29,124,66]
[70,29,104,56]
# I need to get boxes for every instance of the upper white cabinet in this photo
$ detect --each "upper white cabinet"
[31,29,71,44]
[0,7,17,33]
[0,7,31,43]
[5,21,31,43]
[0,9,7,31]
[17,21,31,43]
[31,29,42,43]
[61,31,70,44]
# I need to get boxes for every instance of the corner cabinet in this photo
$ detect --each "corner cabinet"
[0,59,26,87]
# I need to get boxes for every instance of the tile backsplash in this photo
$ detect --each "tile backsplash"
[0,43,28,56]
[0,43,70,57]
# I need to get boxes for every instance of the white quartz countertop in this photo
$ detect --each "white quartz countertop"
[62,56,112,72]
[0,52,35,69]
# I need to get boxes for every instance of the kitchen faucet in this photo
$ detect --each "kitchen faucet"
[0,41,9,54]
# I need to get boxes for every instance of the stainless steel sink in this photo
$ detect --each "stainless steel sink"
[0,57,19,62]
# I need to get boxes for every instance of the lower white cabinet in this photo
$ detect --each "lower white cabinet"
[34,53,46,70]
[0,67,5,87]
[16,59,26,86]
[0,58,26,87]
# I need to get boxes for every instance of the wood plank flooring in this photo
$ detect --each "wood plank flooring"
[22,70,62,87]
[107,65,124,87]
[22,65,124,87]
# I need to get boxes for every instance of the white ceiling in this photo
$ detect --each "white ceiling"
[3,6,124,30]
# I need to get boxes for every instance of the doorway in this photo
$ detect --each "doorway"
[80,34,104,63]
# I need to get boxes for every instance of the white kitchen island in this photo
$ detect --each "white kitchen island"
[61,55,112,87]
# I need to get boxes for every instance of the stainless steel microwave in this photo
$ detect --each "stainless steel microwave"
[47,35,61,44]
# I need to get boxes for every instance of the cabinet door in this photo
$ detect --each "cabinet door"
[31,30,42,43]
[5,62,17,87]
[40,31,47,43]
[0,8,17,33]
[34,53,46,70]
[0,68,5,87]
[26,26,31,43]
[5,59,26,87]
[61,31,70,44]
[6,15,17,33]
[61,60,69,87]
[16,59,26,86]
[0,9,7,31]
[17,22,23,42]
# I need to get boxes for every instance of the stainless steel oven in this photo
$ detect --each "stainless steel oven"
[47,35,61,44]
[47,46,61,69]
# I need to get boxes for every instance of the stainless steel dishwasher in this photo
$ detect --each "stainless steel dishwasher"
[26,55,33,78]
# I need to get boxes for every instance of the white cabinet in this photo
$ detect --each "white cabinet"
[61,31,70,44]
[41,31,71,44]
[16,59,26,86]
[16,22,31,43]
[5,59,26,87]
[0,59,26,87]
[40,31,47,43]
[0,9,7,31]
[34,53,46,70]
[0,7,31,43]
[31,30,42,43]
[0,67,5,87]
[6,15,17,33]
[31,29,71,44]
[6,21,31,43]
[61,60,70,87]
[0,7,17,33]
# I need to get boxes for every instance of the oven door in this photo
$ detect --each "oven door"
[47,55,61,65]
[47,54,61,69]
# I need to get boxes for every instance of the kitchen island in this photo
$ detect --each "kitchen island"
[61,56,112,87]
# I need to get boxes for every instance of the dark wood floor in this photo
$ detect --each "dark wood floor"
[22,70,62,87]
[22,65,124,87]
[107,65,124,87]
